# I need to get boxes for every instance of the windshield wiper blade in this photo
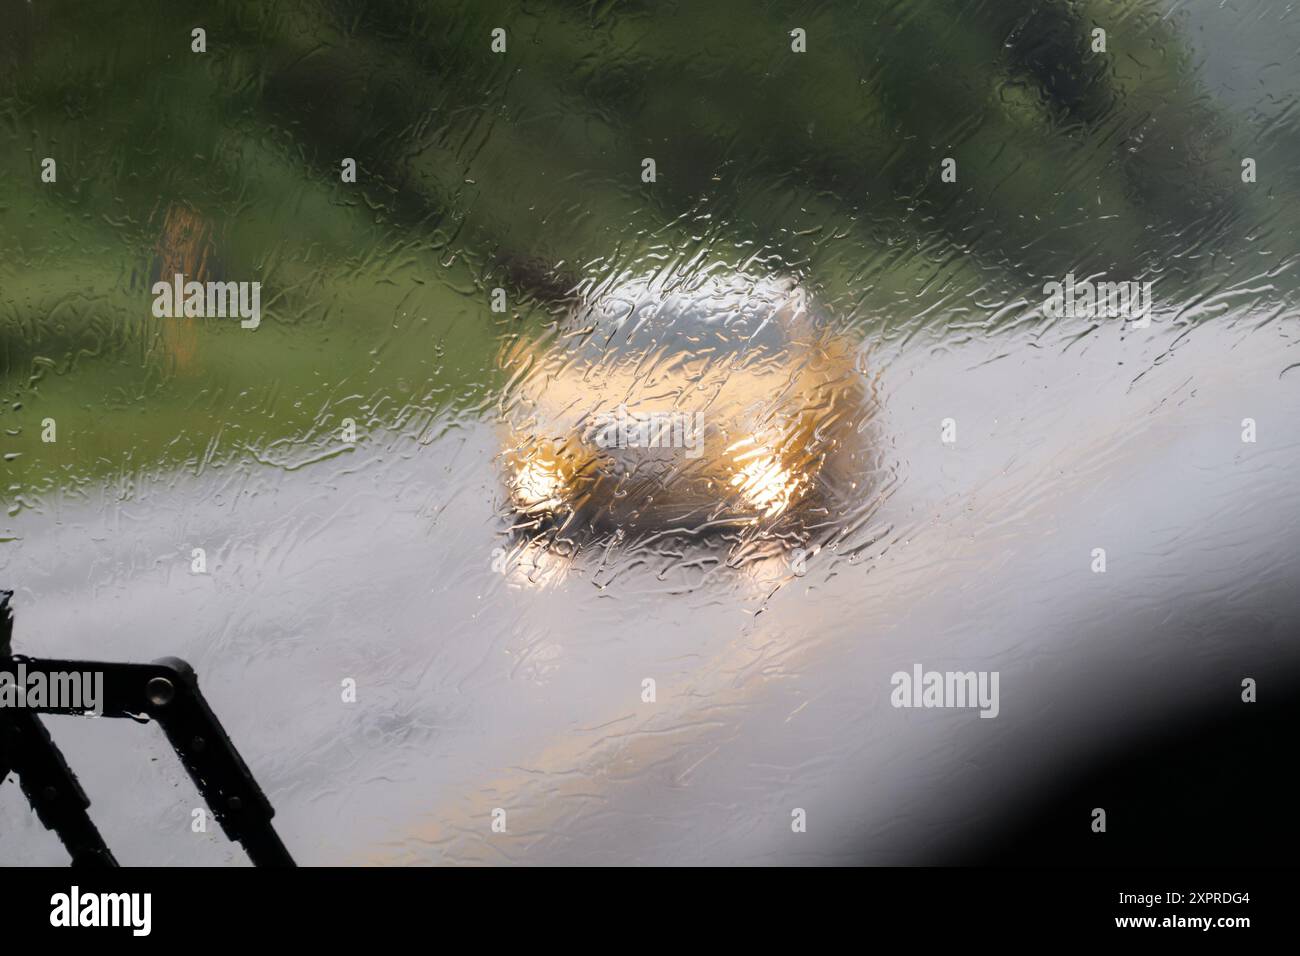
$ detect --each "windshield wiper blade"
[0,591,294,867]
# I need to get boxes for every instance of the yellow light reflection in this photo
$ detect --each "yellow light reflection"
[512,456,565,512]
[728,450,804,518]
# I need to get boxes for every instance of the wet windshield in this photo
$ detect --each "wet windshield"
[2,0,1297,865]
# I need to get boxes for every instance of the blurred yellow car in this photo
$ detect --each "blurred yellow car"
[499,272,870,531]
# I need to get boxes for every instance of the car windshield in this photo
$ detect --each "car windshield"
[564,274,808,363]
[2,0,1297,869]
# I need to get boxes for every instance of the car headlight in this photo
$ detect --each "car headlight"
[726,437,810,518]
